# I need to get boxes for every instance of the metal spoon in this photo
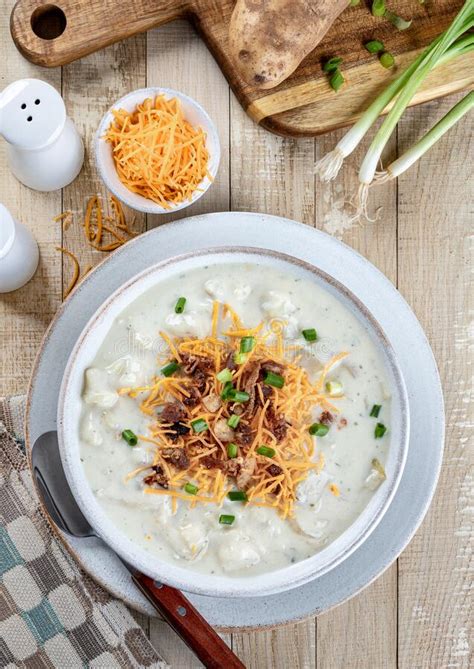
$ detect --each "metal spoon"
[31,432,244,669]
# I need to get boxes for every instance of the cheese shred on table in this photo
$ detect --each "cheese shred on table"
[104,95,211,208]
[122,302,347,518]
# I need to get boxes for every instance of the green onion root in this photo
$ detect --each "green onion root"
[314,50,429,182]
[315,0,474,186]
[374,91,474,183]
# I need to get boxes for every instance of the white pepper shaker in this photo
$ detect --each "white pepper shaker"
[0,203,39,292]
[0,78,84,191]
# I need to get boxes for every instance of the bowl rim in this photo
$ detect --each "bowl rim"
[94,86,221,215]
[57,246,410,598]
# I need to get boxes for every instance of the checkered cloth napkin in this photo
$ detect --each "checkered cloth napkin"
[0,395,168,668]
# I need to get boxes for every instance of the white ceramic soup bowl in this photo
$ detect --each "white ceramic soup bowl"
[95,87,220,214]
[58,247,409,598]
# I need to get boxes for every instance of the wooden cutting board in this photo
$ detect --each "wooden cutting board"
[10,0,474,137]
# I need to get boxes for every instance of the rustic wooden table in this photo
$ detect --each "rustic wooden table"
[1,3,472,667]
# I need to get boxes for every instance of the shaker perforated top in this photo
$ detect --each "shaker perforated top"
[0,79,66,149]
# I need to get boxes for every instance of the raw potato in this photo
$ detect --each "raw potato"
[229,0,349,89]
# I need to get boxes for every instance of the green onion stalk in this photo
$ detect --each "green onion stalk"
[374,90,474,184]
[314,0,474,210]
[354,2,474,221]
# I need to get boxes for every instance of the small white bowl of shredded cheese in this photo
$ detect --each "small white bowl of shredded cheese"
[95,87,220,215]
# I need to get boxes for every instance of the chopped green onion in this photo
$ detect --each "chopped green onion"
[302,328,318,342]
[240,336,255,353]
[384,10,412,31]
[370,404,382,418]
[219,514,235,525]
[191,418,208,434]
[350,0,360,6]
[174,297,186,313]
[233,352,248,365]
[122,429,138,446]
[375,91,474,183]
[365,40,385,54]
[326,380,343,397]
[227,443,238,459]
[264,371,285,389]
[354,5,474,216]
[256,445,276,458]
[184,483,198,495]
[309,423,330,437]
[228,389,250,403]
[330,70,345,92]
[323,57,343,73]
[228,490,247,501]
[227,414,241,429]
[161,361,180,377]
[380,52,395,68]
[372,0,386,17]
[375,422,388,438]
[315,3,474,189]
[217,368,233,383]
[221,381,234,400]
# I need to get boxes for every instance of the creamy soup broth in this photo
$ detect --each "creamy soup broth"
[79,263,391,577]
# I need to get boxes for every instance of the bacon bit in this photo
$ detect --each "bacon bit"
[338,418,348,429]
[201,456,226,470]
[143,465,168,489]
[181,353,213,392]
[242,362,261,417]
[234,422,253,445]
[319,411,334,425]
[226,457,256,490]
[167,422,191,441]
[261,360,285,375]
[161,402,187,423]
[183,386,201,407]
[267,464,283,477]
[224,351,237,371]
[261,385,273,402]
[161,448,190,470]
[329,483,341,497]
[267,405,288,442]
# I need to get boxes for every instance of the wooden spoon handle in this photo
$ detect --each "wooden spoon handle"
[132,573,245,669]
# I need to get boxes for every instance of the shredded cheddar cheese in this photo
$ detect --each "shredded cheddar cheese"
[56,247,80,298]
[123,302,347,519]
[104,95,211,209]
[54,194,138,296]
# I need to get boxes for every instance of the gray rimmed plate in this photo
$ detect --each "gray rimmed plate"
[26,212,444,630]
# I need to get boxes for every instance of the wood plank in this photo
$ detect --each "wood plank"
[146,19,232,666]
[232,621,317,669]
[61,35,147,298]
[229,93,316,669]
[313,125,398,669]
[146,20,230,229]
[396,92,473,669]
[0,1,61,396]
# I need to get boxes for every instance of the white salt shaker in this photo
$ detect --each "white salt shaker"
[0,203,39,292]
[0,78,84,191]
